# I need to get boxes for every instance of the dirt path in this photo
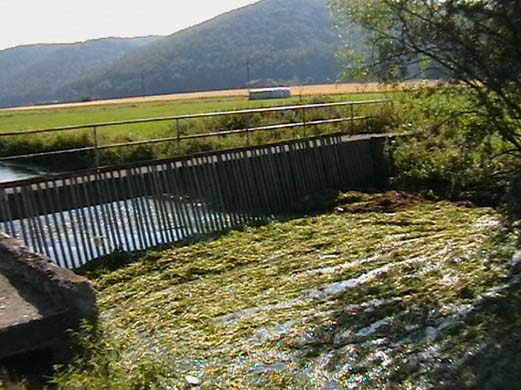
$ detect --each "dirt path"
[1,80,439,112]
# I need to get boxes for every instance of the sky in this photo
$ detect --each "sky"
[0,0,259,51]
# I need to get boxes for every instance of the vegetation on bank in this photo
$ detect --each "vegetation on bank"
[1,83,520,388]
[2,84,519,213]
[389,87,521,216]
[332,0,521,215]
[0,92,391,170]
[27,192,517,389]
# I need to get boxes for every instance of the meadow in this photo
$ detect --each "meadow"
[0,92,392,170]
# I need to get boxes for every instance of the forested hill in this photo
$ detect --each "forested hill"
[0,37,160,108]
[0,0,346,108]
[66,0,343,101]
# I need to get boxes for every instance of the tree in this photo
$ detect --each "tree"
[330,0,521,156]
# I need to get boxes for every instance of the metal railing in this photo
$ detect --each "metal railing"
[0,132,391,268]
[0,99,391,167]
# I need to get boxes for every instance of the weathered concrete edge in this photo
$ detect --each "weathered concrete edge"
[0,233,97,322]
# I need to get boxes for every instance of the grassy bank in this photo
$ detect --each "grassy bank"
[31,192,519,389]
[0,92,392,170]
[0,93,390,133]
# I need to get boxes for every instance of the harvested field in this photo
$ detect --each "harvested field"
[0,81,439,113]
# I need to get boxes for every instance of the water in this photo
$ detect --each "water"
[0,163,46,183]
[4,196,245,268]
[0,163,248,268]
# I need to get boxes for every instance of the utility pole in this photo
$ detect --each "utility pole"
[246,58,251,88]
[87,82,92,101]
[140,72,146,96]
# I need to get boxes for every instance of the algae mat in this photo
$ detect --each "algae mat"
[54,193,520,390]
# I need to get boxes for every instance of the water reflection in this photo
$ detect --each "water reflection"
[3,196,246,268]
[0,163,45,182]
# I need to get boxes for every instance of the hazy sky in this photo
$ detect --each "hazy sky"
[0,0,259,51]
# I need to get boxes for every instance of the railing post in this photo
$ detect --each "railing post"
[350,103,354,134]
[176,118,181,150]
[302,106,307,137]
[93,126,100,168]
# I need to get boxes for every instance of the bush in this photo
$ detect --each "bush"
[390,88,520,211]
[505,171,521,218]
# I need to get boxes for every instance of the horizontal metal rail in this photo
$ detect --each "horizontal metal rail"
[0,116,372,162]
[0,99,390,137]
[0,99,391,166]
[0,146,97,162]
[181,116,369,140]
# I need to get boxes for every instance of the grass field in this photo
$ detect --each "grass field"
[0,81,452,172]
[41,191,520,390]
[0,93,389,134]
[0,81,428,115]
[0,87,394,170]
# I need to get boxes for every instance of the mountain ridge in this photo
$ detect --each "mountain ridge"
[0,0,346,108]
[0,36,161,107]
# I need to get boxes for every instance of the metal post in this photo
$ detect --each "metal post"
[302,106,307,137]
[350,104,354,134]
[176,118,181,150]
[93,126,100,168]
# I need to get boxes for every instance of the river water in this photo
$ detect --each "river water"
[5,196,243,268]
[0,163,47,182]
[0,163,249,268]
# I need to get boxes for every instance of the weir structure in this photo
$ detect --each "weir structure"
[0,99,392,268]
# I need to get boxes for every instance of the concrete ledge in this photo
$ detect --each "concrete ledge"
[0,233,97,359]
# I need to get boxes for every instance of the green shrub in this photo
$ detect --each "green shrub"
[390,88,520,211]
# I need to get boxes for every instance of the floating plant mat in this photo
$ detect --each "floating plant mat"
[53,192,520,390]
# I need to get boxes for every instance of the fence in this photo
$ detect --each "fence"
[0,99,392,268]
[0,132,389,268]
[0,99,390,167]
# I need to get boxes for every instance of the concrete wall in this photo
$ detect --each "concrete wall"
[0,233,97,359]
[0,233,97,320]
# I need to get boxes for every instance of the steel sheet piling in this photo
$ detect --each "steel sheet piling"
[51,180,74,269]
[181,159,205,235]
[149,164,172,244]
[0,131,391,268]
[69,176,93,263]
[0,189,13,236]
[41,180,66,265]
[126,166,147,251]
